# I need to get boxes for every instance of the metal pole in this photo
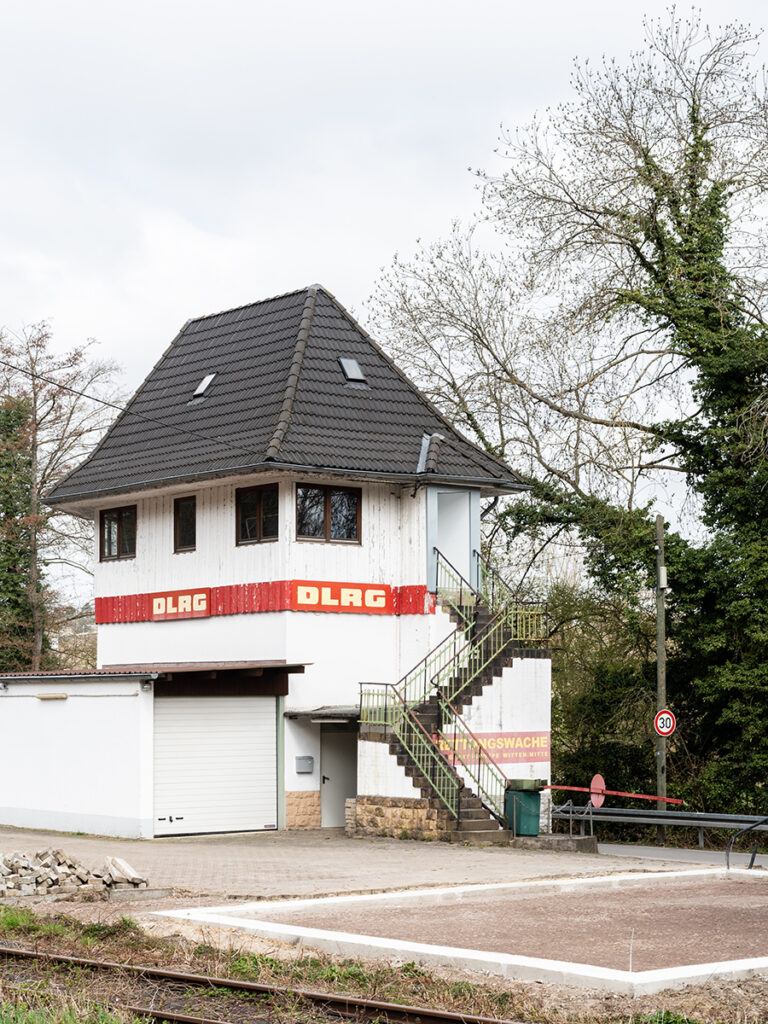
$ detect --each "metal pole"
[656,513,667,846]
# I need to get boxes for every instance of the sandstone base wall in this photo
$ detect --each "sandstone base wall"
[285,790,321,829]
[350,795,452,840]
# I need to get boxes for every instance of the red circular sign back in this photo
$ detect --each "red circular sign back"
[654,709,676,737]
[590,773,606,808]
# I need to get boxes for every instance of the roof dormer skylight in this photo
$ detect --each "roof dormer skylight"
[338,357,367,384]
[192,372,217,398]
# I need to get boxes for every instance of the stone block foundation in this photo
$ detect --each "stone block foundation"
[285,790,321,829]
[353,795,453,840]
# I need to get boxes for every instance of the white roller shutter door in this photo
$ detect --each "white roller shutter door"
[153,696,277,835]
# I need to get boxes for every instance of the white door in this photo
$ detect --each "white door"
[153,696,277,836]
[320,727,358,827]
[437,491,471,580]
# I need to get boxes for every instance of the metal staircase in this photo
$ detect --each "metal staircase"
[359,550,547,837]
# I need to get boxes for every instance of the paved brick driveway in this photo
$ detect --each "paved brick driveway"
[0,826,683,899]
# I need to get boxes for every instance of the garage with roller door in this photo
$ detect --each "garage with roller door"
[153,695,279,836]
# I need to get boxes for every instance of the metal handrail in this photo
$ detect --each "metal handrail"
[552,804,768,853]
[552,805,768,828]
[725,813,768,870]
[362,600,546,723]
[436,605,515,705]
[360,625,472,725]
[434,548,480,625]
[367,681,462,819]
[473,549,549,629]
[360,607,525,820]
[473,548,515,611]
[437,693,508,824]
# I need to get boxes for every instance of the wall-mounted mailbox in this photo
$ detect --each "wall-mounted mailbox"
[295,755,314,774]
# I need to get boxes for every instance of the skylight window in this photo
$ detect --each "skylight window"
[338,357,367,384]
[192,372,217,398]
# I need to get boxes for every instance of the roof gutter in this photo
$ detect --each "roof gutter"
[0,672,159,684]
[45,462,530,510]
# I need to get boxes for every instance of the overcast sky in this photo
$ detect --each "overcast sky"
[1,0,766,390]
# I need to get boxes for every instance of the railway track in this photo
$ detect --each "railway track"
[0,944,519,1024]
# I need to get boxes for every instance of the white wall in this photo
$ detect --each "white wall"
[358,739,417,799]
[98,612,289,668]
[284,717,321,793]
[461,657,552,782]
[0,679,154,838]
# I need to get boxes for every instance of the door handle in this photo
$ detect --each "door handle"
[322,775,330,784]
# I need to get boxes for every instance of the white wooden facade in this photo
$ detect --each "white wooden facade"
[94,473,448,679]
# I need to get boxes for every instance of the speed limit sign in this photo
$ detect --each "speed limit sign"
[654,709,676,737]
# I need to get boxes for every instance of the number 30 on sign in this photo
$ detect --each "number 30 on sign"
[654,709,676,737]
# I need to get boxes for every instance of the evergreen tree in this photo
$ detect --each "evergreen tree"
[0,397,36,670]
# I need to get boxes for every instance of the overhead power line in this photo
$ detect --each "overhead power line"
[0,358,263,461]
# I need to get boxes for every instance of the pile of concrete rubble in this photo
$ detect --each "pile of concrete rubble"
[0,849,148,898]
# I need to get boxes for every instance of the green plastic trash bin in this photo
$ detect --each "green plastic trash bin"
[505,779,544,836]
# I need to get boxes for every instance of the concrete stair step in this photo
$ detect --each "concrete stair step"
[448,828,512,845]
[457,817,500,831]
[458,803,487,816]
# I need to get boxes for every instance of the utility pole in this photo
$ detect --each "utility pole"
[656,514,667,846]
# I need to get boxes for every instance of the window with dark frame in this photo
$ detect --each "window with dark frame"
[100,505,137,561]
[296,484,361,542]
[236,484,279,544]
[174,496,196,552]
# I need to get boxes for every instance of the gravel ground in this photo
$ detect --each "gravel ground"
[252,874,768,971]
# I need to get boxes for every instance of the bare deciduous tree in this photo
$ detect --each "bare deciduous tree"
[0,325,118,669]
[368,13,768,583]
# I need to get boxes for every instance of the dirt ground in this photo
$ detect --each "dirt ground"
[253,874,768,971]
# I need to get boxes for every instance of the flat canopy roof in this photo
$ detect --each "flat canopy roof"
[285,704,359,721]
[102,660,307,674]
[1,661,308,683]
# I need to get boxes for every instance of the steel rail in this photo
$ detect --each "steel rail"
[114,1004,239,1024]
[0,944,519,1024]
[725,812,768,870]
[552,804,768,831]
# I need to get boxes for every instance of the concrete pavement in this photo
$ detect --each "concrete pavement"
[599,841,768,869]
[0,825,686,899]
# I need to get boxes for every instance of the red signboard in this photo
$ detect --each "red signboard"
[438,731,551,765]
[95,581,431,624]
[150,588,211,621]
[291,580,393,614]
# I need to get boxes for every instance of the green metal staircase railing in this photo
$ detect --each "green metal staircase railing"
[436,694,508,823]
[434,549,480,624]
[359,549,547,823]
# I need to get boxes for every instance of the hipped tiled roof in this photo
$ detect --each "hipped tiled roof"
[46,286,525,503]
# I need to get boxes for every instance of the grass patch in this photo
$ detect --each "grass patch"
[0,907,38,934]
[81,917,143,942]
[228,950,531,1017]
[637,1015,704,1024]
[0,905,159,954]
[0,997,146,1023]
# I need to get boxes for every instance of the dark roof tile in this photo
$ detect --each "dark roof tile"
[46,286,525,503]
